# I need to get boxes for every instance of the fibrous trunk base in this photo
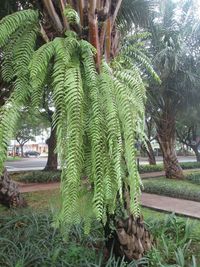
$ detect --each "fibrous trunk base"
[0,168,26,207]
[107,215,154,261]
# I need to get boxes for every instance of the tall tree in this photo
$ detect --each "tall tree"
[176,108,200,162]
[147,0,200,179]
[0,0,157,260]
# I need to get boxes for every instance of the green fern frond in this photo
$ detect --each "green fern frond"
[13,27,38,77]
[1,26,25,82]
[59,65,84,225]
[99,64,123,200]
[1,24,38,82]
[64,5,80,25]
[0,9,38,48]
[113,77,142,216]
[29,41,55,107]
[114,69,146,117]
[81,40,104,221]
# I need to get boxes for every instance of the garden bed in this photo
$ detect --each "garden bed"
[142,177,200,202]
[0,189,200,266]
[139,161,200,173]
[10,170,61,183]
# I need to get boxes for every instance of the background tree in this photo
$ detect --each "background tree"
[15,110,48,157]
[176,108,200,162]
[142,116,157,165]
[147,0,200,179]
[39,82,58,171]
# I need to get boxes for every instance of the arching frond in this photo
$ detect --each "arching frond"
[0,9,38,47]
[81,40,104,221]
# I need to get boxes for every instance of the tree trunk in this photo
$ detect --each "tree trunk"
[105,215,154,261]
[44,127,58,171]
[0,168,26,207]
[146,140,156,165]
[20,144,24,157]
[157,113,184,179]
[192,146,200,162]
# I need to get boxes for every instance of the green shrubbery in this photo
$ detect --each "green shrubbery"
[19,171,61,183]
[0,212,199,266]
[143,178,200,202]
[186,172,200,185]
[146,214,199,266]
[139,161,200,173]
[181,162,200,170]
[139,164,163,173]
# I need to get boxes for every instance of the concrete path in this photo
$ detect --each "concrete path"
[142,193,200,219]
[19,182,60,193]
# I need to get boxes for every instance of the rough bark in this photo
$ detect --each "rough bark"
[192,146,200,162]
[143,140,156,165]
[0,168,26,207]
[157,113,184,179]
[20,144,24,157]
[44,127,58,171]
[105,215,154,261]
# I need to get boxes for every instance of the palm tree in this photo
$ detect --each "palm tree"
[0,0,157,260]
[147,0,200,179]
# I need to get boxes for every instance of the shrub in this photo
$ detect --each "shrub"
[186,172,200,185]
[19,171,61,183]
[142,178,200,202]
[138,164,163,173]
[139,162,200,173]
[145,214,199,266]
[180,162,200,170]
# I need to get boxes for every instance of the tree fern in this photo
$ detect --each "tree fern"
[0,8,150,231]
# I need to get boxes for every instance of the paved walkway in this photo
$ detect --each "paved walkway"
[142,193,200,219]
[19,182,59,193]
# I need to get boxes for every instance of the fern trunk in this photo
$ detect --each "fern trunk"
[0,168,26,207]
[105,215,154,261]
[44,127,58,171]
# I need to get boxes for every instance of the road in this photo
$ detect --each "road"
[6,157,48,171]
[5,156,197,172]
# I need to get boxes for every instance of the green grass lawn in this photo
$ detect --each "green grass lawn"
[6,156,22,161]
[143,177,200,202]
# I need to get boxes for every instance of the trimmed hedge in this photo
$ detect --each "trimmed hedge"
[139,164,163,173]
[186,172,200,185]
[139,161,200,173]
[181,161,200,169]
[142,177,200,202]
[19,170,61,183]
